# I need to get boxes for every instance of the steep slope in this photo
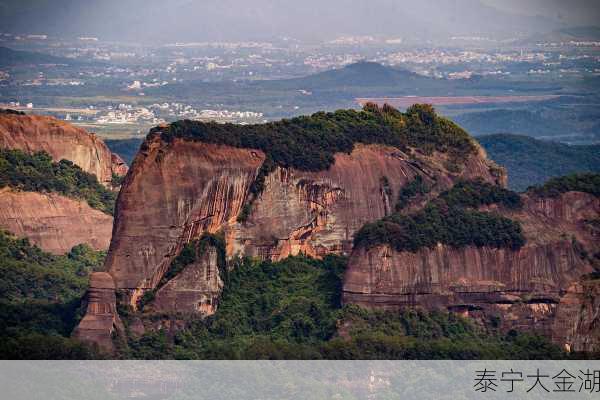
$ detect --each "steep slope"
[0,110,128,187]
[343,176,600,352]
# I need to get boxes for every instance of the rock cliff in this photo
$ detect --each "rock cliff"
[104,132,500,306]
[0,111,120,253]
[0,188,113,254]
[74,106,598,353]
[0,111,127,186]
[342,190,600,352]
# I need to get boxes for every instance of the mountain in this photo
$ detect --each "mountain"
[345,174,600,353]
[266,62,433,90]
[0,47,75,67]
[520,25,600,44]
[478,134,600,191]
[0,0,559,43]
[72,104,599,356]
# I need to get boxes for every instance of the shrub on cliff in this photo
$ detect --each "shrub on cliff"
[0,149,116,215]
[355,180,525,252]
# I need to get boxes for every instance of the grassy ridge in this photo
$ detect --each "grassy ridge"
[528,173,600,198]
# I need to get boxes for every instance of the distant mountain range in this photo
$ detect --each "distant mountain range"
[478,134,600,191]
[0,47,75,68]
[454,109,569,137]
[260,62,435,90]
[520,26,600,44]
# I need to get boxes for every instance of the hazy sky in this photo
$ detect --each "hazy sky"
[0,0,598,43]
[482,0,600,25]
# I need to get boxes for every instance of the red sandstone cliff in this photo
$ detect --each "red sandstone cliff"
[103,133,501,310]
[0,112,128,186]
[0,188,113,254]
[71,115,600,353]
[0,112,121,253]
[342,191,600,352]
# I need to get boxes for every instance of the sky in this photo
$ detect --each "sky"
[0,0,598,43]
[482,0,600,26]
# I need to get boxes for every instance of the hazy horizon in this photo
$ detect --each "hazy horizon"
[0,0,598,43]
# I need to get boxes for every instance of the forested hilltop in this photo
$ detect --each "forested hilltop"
[157,103,476,172]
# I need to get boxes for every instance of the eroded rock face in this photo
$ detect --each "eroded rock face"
[553,281,600,353]
[105,136,501,301]
[151,245,223,315]
[73,272,124,353]
[0,188,113,254]
[342,192,600,351]
[0,112,127,186]
[105,137,265,293]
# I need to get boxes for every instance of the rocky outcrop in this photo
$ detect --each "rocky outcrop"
[342,191,600,351]
[104,134,501,305]
[73,272,124,353]
[553,281,600,353]
[0,188,113,254]
[0,112,127,186]
[151,245,223,315]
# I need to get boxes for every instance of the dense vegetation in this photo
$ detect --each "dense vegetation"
[158,103,476,173]
[395,175,429,211]
[355,180,525,251]
[478,134,600,191]
[528,173,600,198]
[0,148,116,215]
[123,255,565,360]
[0,230,105,359]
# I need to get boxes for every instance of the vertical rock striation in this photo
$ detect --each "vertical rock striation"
[104,133,500,309]
[342,191,600,351]
[73,272,124,353]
